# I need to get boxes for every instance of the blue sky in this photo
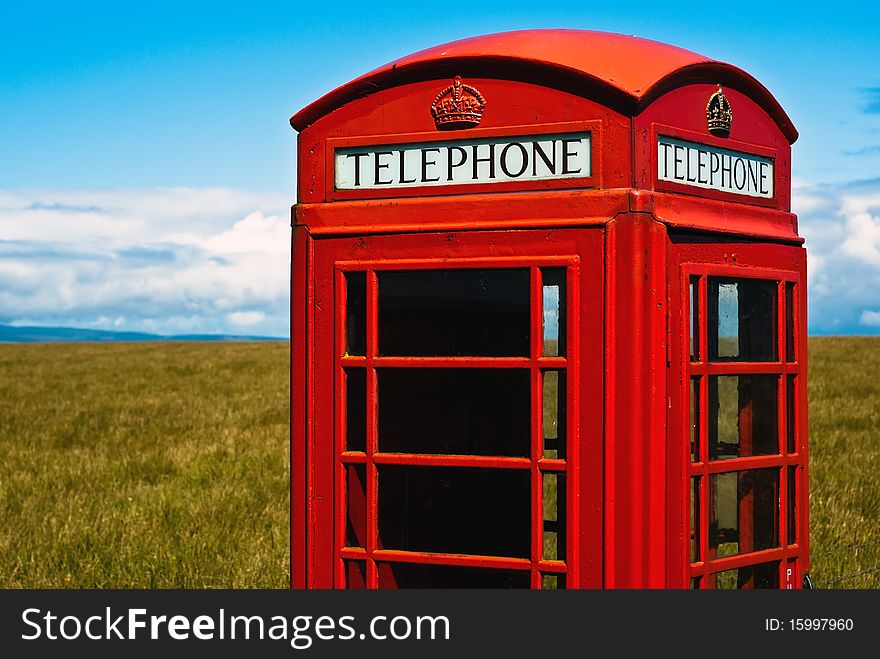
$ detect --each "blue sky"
[1,1,880,335]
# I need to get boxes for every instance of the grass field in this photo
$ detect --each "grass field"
[0,337,878,588]
[0,342,290,588]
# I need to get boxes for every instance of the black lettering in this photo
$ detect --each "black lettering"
[561,139,581,175]
[346,152,370,187]
[721,154,732,188]
[532,140,557,176]
[674,145,685,180]
[471,143,496,180]
[697,150,709,184]
[733,158,746,190]
[421,148,441,183]
[747,159,759,192]
[710,152,720,186]
[399,150,416,184]
[447,146,467,181]
[500,142,529,178]
[760,162,771,195]
[374,151,393,185]
[658,142,673,177]
[685,146,697,182]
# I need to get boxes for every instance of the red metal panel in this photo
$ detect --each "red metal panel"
[604,214,668,588]
[324,120,604,202]
[291,224,310,588]
[296,77,630,204]
[634,85,793,212]
[290,29,796,143]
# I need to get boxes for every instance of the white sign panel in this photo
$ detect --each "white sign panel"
[335,132,591,190]
[657,135,774,199]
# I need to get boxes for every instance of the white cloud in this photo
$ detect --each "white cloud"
[860,310,880,327]
[797,178,880,333]
[0,188,291,337]
[228,311,267,326]
[841,211,880,266]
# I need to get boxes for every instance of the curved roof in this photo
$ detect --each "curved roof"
[291,29,797,143]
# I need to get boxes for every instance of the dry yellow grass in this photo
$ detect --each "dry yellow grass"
[0,337,876,588]
[0,342,289,588]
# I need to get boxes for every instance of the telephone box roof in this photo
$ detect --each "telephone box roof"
[290,29,797,143]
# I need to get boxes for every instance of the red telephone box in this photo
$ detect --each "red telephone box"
[290,30,808,589]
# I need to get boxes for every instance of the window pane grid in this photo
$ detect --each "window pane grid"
[686,270,803,588]
[339,264,574,588]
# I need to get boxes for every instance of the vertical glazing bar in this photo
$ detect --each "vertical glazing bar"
[530,266,542,589]
[335,270,347,588]
[566,262,579,586]
[777,280,785,364]
[366,270,379,589]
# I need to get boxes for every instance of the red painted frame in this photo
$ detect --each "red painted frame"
[325,120,602,201]
[302,229,604,589]
[650,123,779,209]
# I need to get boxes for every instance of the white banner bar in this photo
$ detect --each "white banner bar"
[657,135,774,199]
[335,132,591,190]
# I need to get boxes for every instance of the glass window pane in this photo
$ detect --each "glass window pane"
[542,268,566,357]
[708,278,777,362]
[713,561,779,589]
[345,368,366,452]
[543,473,565,561]
[543,370,566,459]
[786,282,796,362]
[709,375,779,460]
[345,272,366,356]
[710,469,780,558]
[378,268,529,356]
[691,477,700,563]
[378,466,530,557]
[541,574,566,589]
[690,377,700,462]
[345,464,367,548]
[378,368,529,456]
[787,375,797,454]
[344,560,366,589]
[377,562,529,589]
[788,466,797,546]
[690,276,700,361]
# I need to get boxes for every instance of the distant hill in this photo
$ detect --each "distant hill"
[0,325,286,343]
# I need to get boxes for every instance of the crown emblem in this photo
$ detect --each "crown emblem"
[706,85,733,137]
[430,76,486,130]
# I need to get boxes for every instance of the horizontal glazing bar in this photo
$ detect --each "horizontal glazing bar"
[372,453,533,469]
[537,560,567,574]
[335,256,580,271]
[537,458,567,472]
[689,455,801,474]
[689,362,799,375]
[688,545,799,574]
[682,265,799,283]
[370,549,533,571]
[374,357,533,368]
[362,453,569,470]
